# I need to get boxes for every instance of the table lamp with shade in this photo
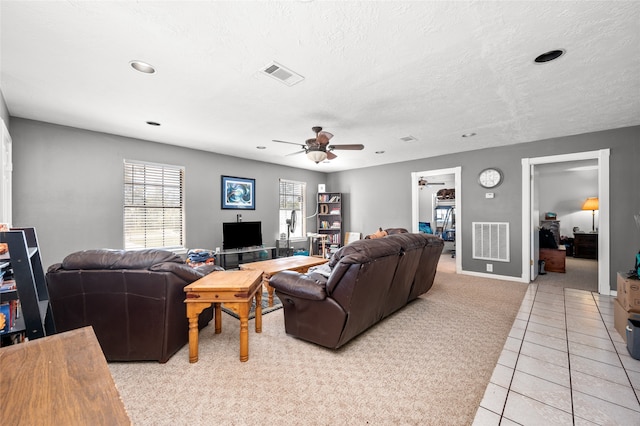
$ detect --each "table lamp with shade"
[581,197,599,232]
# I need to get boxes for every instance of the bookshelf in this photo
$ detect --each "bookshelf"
[317,192,342,257]
[0,227,55,346]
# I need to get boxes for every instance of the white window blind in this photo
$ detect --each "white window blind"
[279,179,306,240]
[124,160,184,250]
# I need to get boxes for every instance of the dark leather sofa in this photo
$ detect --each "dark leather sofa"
[269,232,444,349]
[46,249,220,362]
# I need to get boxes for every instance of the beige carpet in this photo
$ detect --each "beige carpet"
[108,255,528,425]
[534,256,598,291]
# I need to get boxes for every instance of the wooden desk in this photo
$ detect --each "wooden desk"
[0,326,130,425]
[184,270,263,363]
[574,233,598,259]
[239,255,328,307]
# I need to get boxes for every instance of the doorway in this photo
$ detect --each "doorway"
[521,150,610,294]
[411,167,462,273]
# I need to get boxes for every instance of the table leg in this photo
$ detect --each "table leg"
[186,302,211,364]
[214,302,222,334]
[237,302,250,362]
[263,274,274,307]
[255,290,262,333]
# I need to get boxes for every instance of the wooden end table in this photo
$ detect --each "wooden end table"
[239,255,328,307]
[184,269,263,363]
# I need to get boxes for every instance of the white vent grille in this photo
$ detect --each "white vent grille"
[261,61,304,86]
[400,135,418,142]
[472,222,510,262]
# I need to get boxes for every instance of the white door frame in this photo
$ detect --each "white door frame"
[521,149,610,294]
[411,166,462,273]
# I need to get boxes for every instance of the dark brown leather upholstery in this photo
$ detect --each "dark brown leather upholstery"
[269,233,443,349]
[46,249,221,362]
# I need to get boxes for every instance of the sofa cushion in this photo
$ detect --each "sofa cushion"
[61,249,183,270]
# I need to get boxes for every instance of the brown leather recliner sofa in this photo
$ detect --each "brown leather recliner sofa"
[46,249,220,362]
[269,232,444,349]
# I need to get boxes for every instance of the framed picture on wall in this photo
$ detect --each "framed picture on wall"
[221,176,255,210]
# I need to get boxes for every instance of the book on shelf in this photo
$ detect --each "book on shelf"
[318,194,341,203]
[329,209,341,215]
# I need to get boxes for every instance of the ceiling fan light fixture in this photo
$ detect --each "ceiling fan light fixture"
[307,150,328,163]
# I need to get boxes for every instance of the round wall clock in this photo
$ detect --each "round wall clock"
[478,168,503,188]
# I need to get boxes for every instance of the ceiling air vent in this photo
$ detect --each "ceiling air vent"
[400,136,418,142]
[261,61,304,86]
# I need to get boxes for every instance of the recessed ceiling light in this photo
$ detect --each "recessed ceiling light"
[375,151,385,154]
[462,132,476,138]
[130,60,156,74]
[146,121,161,126]
[534,49,565,63]
[256,146,266,149]
[400,136,418,143]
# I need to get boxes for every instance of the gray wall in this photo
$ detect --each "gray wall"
[9,116,640,290]
[10,118,326,268]
[329,126,640,288]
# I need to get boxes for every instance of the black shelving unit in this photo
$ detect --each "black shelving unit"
[0,227,55,344]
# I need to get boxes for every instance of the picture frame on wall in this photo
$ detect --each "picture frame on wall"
[221,175,255,210]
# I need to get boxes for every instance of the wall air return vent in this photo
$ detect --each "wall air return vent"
[261,61,304,86]
[472,222,510,262]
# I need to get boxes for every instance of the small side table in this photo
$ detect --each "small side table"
[184,269,263,363]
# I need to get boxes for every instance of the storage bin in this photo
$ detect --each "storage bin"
[626,318,640,360]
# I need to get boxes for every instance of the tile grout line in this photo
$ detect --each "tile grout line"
[591,291,640,408]
[563,287,576,426]
[498,284,535,424]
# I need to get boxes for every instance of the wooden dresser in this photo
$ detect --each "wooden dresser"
[574,233,598,259]
[0,327,130,425]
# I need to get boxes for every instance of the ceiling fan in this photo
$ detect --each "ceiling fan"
[273,126,364,163]
[418,177,445,189]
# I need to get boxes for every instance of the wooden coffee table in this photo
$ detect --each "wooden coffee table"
[184,269,263,363]
[239,255,328,307]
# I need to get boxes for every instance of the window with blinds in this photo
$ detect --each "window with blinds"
[279,179,306,240]
[124,160,184,250]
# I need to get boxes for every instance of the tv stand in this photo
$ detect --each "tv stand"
[218,246,276,269]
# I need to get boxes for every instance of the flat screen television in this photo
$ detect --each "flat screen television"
[222,221,262,250]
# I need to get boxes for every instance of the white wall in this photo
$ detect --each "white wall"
[537,161,598,236]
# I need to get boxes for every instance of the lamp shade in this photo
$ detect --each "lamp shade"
[581,197,599,211]
[306,150,328,163]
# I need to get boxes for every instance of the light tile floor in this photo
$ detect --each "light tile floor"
[473,283,640,425]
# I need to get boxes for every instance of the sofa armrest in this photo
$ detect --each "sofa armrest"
[269,271,327,301]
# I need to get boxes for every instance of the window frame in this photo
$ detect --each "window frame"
[278,179,306,241]
[123,159,185,251]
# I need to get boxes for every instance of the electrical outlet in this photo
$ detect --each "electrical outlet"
[486,263,493,272]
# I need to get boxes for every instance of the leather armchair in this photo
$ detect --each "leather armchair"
[46,249,221,362]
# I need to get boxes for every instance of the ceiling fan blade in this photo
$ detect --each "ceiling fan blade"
[328,144,364,151]
[273,139,304,147]
[316,131,333,145]
[285,150,306,157]
[326,151,338,160]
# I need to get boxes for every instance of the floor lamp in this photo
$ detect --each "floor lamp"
[581,197,599,232]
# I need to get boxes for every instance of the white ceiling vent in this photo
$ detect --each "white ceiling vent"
[261,61,304,86]
[400,136,418,142]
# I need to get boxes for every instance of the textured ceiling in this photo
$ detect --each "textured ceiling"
[1,1,639,172]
